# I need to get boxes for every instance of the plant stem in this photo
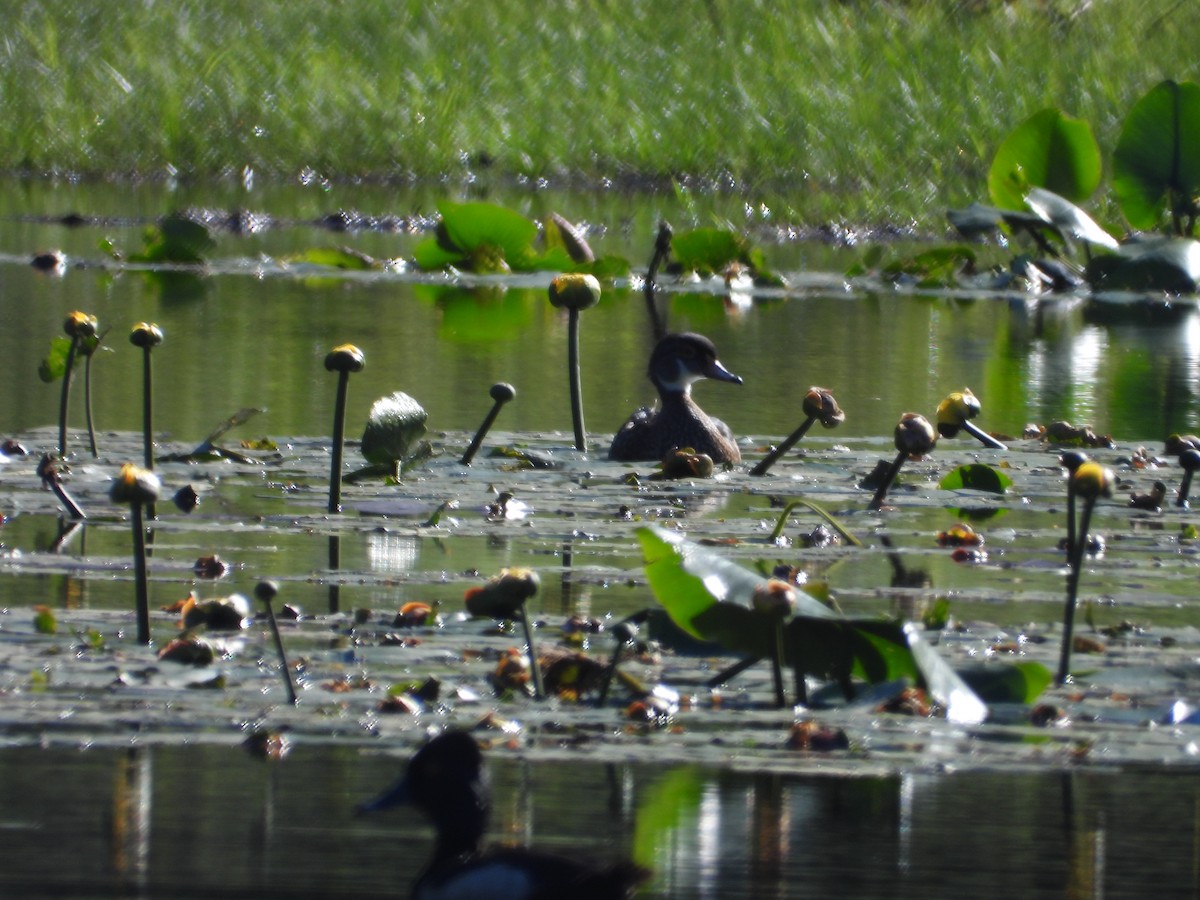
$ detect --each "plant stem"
[257,582,298,705]
[84,351,98,458]
[57,336,80,457]
[750,416,815,477]
[1056,496,1096,684]
[518,606,545,700]
[141,346,156,519]
[567,308,586,452]
[328,370,350,513]
[131,503,150,645]
[961,419,1007,450]
[868,449,908,511]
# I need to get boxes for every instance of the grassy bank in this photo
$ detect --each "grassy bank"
[3,1,1197,222]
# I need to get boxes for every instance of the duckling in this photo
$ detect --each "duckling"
[359,730,649,900]
[609,332,743,463]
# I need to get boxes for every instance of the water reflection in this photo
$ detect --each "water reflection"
[1,743,1197,898]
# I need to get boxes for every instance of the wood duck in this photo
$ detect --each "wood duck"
[359,730,649,900]
[608,332,743,464]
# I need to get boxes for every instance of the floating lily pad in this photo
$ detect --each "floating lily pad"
[939,464,1013,494]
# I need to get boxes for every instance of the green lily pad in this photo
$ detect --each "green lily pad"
[988,108,1102,211]
[958,661,1054,705]
[939,464,1013,494]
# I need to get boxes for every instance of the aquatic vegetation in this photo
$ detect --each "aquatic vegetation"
[637,524,999,720]
[109,462,161,646]
[413,201,570,274]
[324,343,365,513]
[460,382,516,466]
[255,580,298,705]
[869,412,938,511]
[750,387,844,476]
[987,108,1102,213]
[41,311,100,459]
[464,568,545,700]
[1057,461,1114,684]
[358,390,431,475]
[548,273,601,452]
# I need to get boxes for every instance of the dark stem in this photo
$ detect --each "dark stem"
[57,336,80,457]
[328,371,350,513]
[961,419,1007,450]
[707,655,761,688]
[141,347,156,519]
[517,606,545,700]
[567,308,586,452]
[1176,470,1193,508]
[84,350,98,458]
[49,477,86,520]
[1066,482,1078,554]
[769,622,786,708]
[327,534,342,614]
[461,401,502,465]
[131,503,150,645]
[1056,497,1096,684]
[262,596,298,705]
[868,449,909,511]
[750,416,815,477]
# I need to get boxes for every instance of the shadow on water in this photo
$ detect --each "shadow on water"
[1,743,1197,898]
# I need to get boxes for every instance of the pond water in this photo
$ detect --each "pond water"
[3,179,1200,898]
[2,743,1197,899]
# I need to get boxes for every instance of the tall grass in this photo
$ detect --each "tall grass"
[2,1,1196,221]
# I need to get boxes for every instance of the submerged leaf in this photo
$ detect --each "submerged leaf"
[938,464,1013,494]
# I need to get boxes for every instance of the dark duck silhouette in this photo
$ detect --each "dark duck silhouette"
[608,332,743,464]
[359,730,649,900]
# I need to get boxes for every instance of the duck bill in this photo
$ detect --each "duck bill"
[705,359,743,385]
[356,775,412,814]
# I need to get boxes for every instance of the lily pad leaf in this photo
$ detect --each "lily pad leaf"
[635,525,988,723]
[413,236,468,271]
[1084,237,1200,294]
[939,464,1013,494]
[361,392,429,467]
[958,661,1053,705]
[670,228,749,274]
[440,201,538,268]
[130,214,215,264]
[1113,79,1200,233]
[1025,187,1117,250]
[988,108,1102,211]
[38,337,73,383]
[290,247,378,270]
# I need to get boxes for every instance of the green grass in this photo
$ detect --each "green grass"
[3,1,1198,222]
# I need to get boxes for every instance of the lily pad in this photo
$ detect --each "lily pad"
[988,108,1102,211]
[939,464,1013,494]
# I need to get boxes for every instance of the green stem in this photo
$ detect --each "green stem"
[57,336,80,457]
[518,606,545,700]
[1056,497,1096,684]
[141,347,156,519]
[769,498,863,547]
[84,350,98,458]
[567,308,586,452]
[961,419,1006,450]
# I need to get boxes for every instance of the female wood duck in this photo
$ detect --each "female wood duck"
[608,332,743,464]
[359,730,649,900]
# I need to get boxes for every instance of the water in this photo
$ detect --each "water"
[3,178,1200,898]
[1,743,1196,898]
[1,179,1197,447]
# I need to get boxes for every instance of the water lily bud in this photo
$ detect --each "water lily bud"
[130,322,164,349]
[936,388,981,438]
[464,567,541,618]
[548,273,601,311]
[803,387,844,428]
[325,343,365,373]
[489,382,516,404]
[1072,461,1113,500]
[64,310,97,339]
[110,462,160,505]
[894,412,936,457]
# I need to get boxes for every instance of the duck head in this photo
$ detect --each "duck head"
[648,332,742,395]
